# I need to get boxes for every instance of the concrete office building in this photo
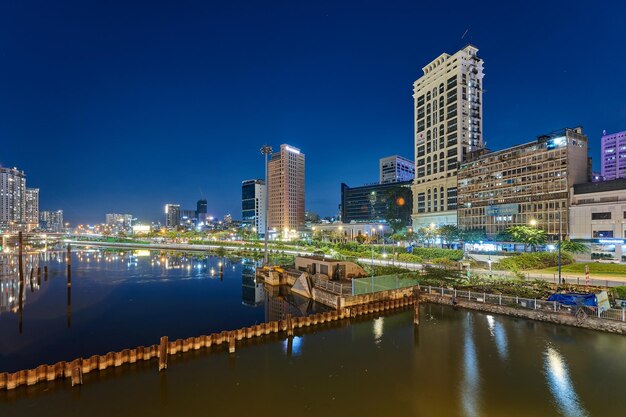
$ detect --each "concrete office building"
[40,210,64,233]
[341,181,413,224]
[242,179,266,236]
[411,45,485,229]
[0,167,26,231]
[600,130,626,180]
[457,127,589,237]
[164,204,181,229]
[569,179,626,260]
[25,188,39,231]
[380,155,415,184]
[196,199,208,221]
[268,144,305,236]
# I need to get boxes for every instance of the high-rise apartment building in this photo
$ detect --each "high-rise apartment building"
[40,210,64,233]
[25,188,39,230]
[268,144,305,234]
[164,204,181,229]
[600,130,626,180]
[457,127,589,237]
[0,167,26,231]
[242,179,266,235]
[105,213,133,231]
[411,45,484,228]
[380,155,415,184]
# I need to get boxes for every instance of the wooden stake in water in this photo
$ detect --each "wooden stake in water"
[413,288,420,326]
[158,336,169,371]
[67,244,71,287]
[228,333,236,354]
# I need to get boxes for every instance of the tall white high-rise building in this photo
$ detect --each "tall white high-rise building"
[0,167,26,231]
[242,179,266,236]
[600,130,626,180]
[25,188,39,230]
[380,155,415,183]
[411,44,484,228]
[268,144,305,236]
[40,210,64,233]
[106,213,133,232]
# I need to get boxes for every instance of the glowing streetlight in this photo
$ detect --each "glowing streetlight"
[529,219,538,227]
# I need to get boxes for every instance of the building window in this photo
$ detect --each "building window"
[591,212,611,220]
[593,230,613,238]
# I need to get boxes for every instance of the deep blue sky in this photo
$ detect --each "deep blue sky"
[1,0,625,225]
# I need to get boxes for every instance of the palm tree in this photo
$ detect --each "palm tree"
[506,225,547,252]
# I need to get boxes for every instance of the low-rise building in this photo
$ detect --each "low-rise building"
[380,155,415,184]
[311,222,390,242]
[569,179,626,260]
[341,181,413,225]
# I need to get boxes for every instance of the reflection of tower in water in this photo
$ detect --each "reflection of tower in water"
[241,259,264,306]
[0,253,42,314]
[263,285,316,322]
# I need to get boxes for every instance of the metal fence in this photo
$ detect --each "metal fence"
[351,273,421,296]
[421,285,626,323]
[470,271,626,288]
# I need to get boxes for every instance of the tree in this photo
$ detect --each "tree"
[560,240,588,254]
[506,225,547,252]
[437,225,460,248]
[461,228,487,244]
[384,186,413,234]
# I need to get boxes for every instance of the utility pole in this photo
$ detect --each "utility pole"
[558,211,562,285]
[260,145,273,266]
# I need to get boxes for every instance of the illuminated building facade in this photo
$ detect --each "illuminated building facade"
[380,155,415,184]
[242,179,266,235]
[40,210,64,233]
[411,45,485,229]
[341,181,413,224]
[457,127,589,237]
[600,130,626,180]
[268,144,305,235]
[0,167,26,232]
[25,188,39,231]
[105,213,133,232]
[164,204,181,229]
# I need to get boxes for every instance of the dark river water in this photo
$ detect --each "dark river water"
[1,250,625,416]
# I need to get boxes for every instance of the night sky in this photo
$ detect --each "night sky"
[1,0,625,225]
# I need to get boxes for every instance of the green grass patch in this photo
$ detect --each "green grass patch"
[541,262,626,276]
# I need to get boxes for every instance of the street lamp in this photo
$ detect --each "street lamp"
[260,145,273,265]
[529,219,538,227]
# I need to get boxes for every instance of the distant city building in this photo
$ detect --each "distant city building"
[164,204,181,228]
[341,181,413,224]
[40,210,64,233]
[105,213,133,232]
[457,127,589,237]
[600,130,626,180]
[569,179,626,260]
[196,199,208,221]
[411,45,485,229]
[268,144,305,235]
[0,167,26,232]
[311,222,390,241]
[132,224,151,235]
[242,179,266,235]
[591,172,604,182]
[380,155,415,184]
[25,188,39,231]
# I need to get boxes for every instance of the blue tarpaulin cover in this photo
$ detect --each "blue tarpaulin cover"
[547,293,597,307]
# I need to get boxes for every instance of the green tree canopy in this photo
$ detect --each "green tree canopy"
[505,225,547,252]
[384,185,413,234]
[437,225,460,248]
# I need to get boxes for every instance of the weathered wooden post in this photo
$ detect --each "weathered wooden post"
[18,232,24,283]
[228,332,236,354]
[44,265,48,281]
[413,288,420,326]
[158,336,168,371]
[286,314,293,337]
[30,268,34,292]
[67,244,71,287]
[71,360,83,387]
[67,285,72,328]
[37,266,41,286]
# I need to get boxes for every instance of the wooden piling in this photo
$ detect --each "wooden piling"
[44,265,48,281]
[30,268,34,292]
[158,336,168,371]
[286,314,293,337]
[71,359,83,387]
[228,333,235,354]
[67,244,71,286]
[413,288,420,326]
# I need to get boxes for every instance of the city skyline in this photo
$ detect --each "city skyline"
[2,1,625,224]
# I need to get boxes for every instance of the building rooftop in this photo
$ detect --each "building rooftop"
[573,178,626,195]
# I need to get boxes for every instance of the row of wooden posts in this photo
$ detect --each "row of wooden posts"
[1,289,421,391]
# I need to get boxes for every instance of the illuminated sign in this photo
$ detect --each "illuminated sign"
[546,136,566,150]
[598,239,624,244]
[285,145,300,154]
[486,204,519,216]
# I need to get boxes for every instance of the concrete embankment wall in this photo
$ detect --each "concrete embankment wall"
[421,293,626,334]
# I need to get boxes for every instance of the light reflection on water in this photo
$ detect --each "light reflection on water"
[544,344,590,417]
[373,317,384,344]
[486,314,508,360]
[461,314,481,417]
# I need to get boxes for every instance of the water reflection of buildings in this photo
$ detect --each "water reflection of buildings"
[0,254,41,314]
[461,314,481,417]
[242,259,264,307]
[544,344,589,417]
[264,286,318,323]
